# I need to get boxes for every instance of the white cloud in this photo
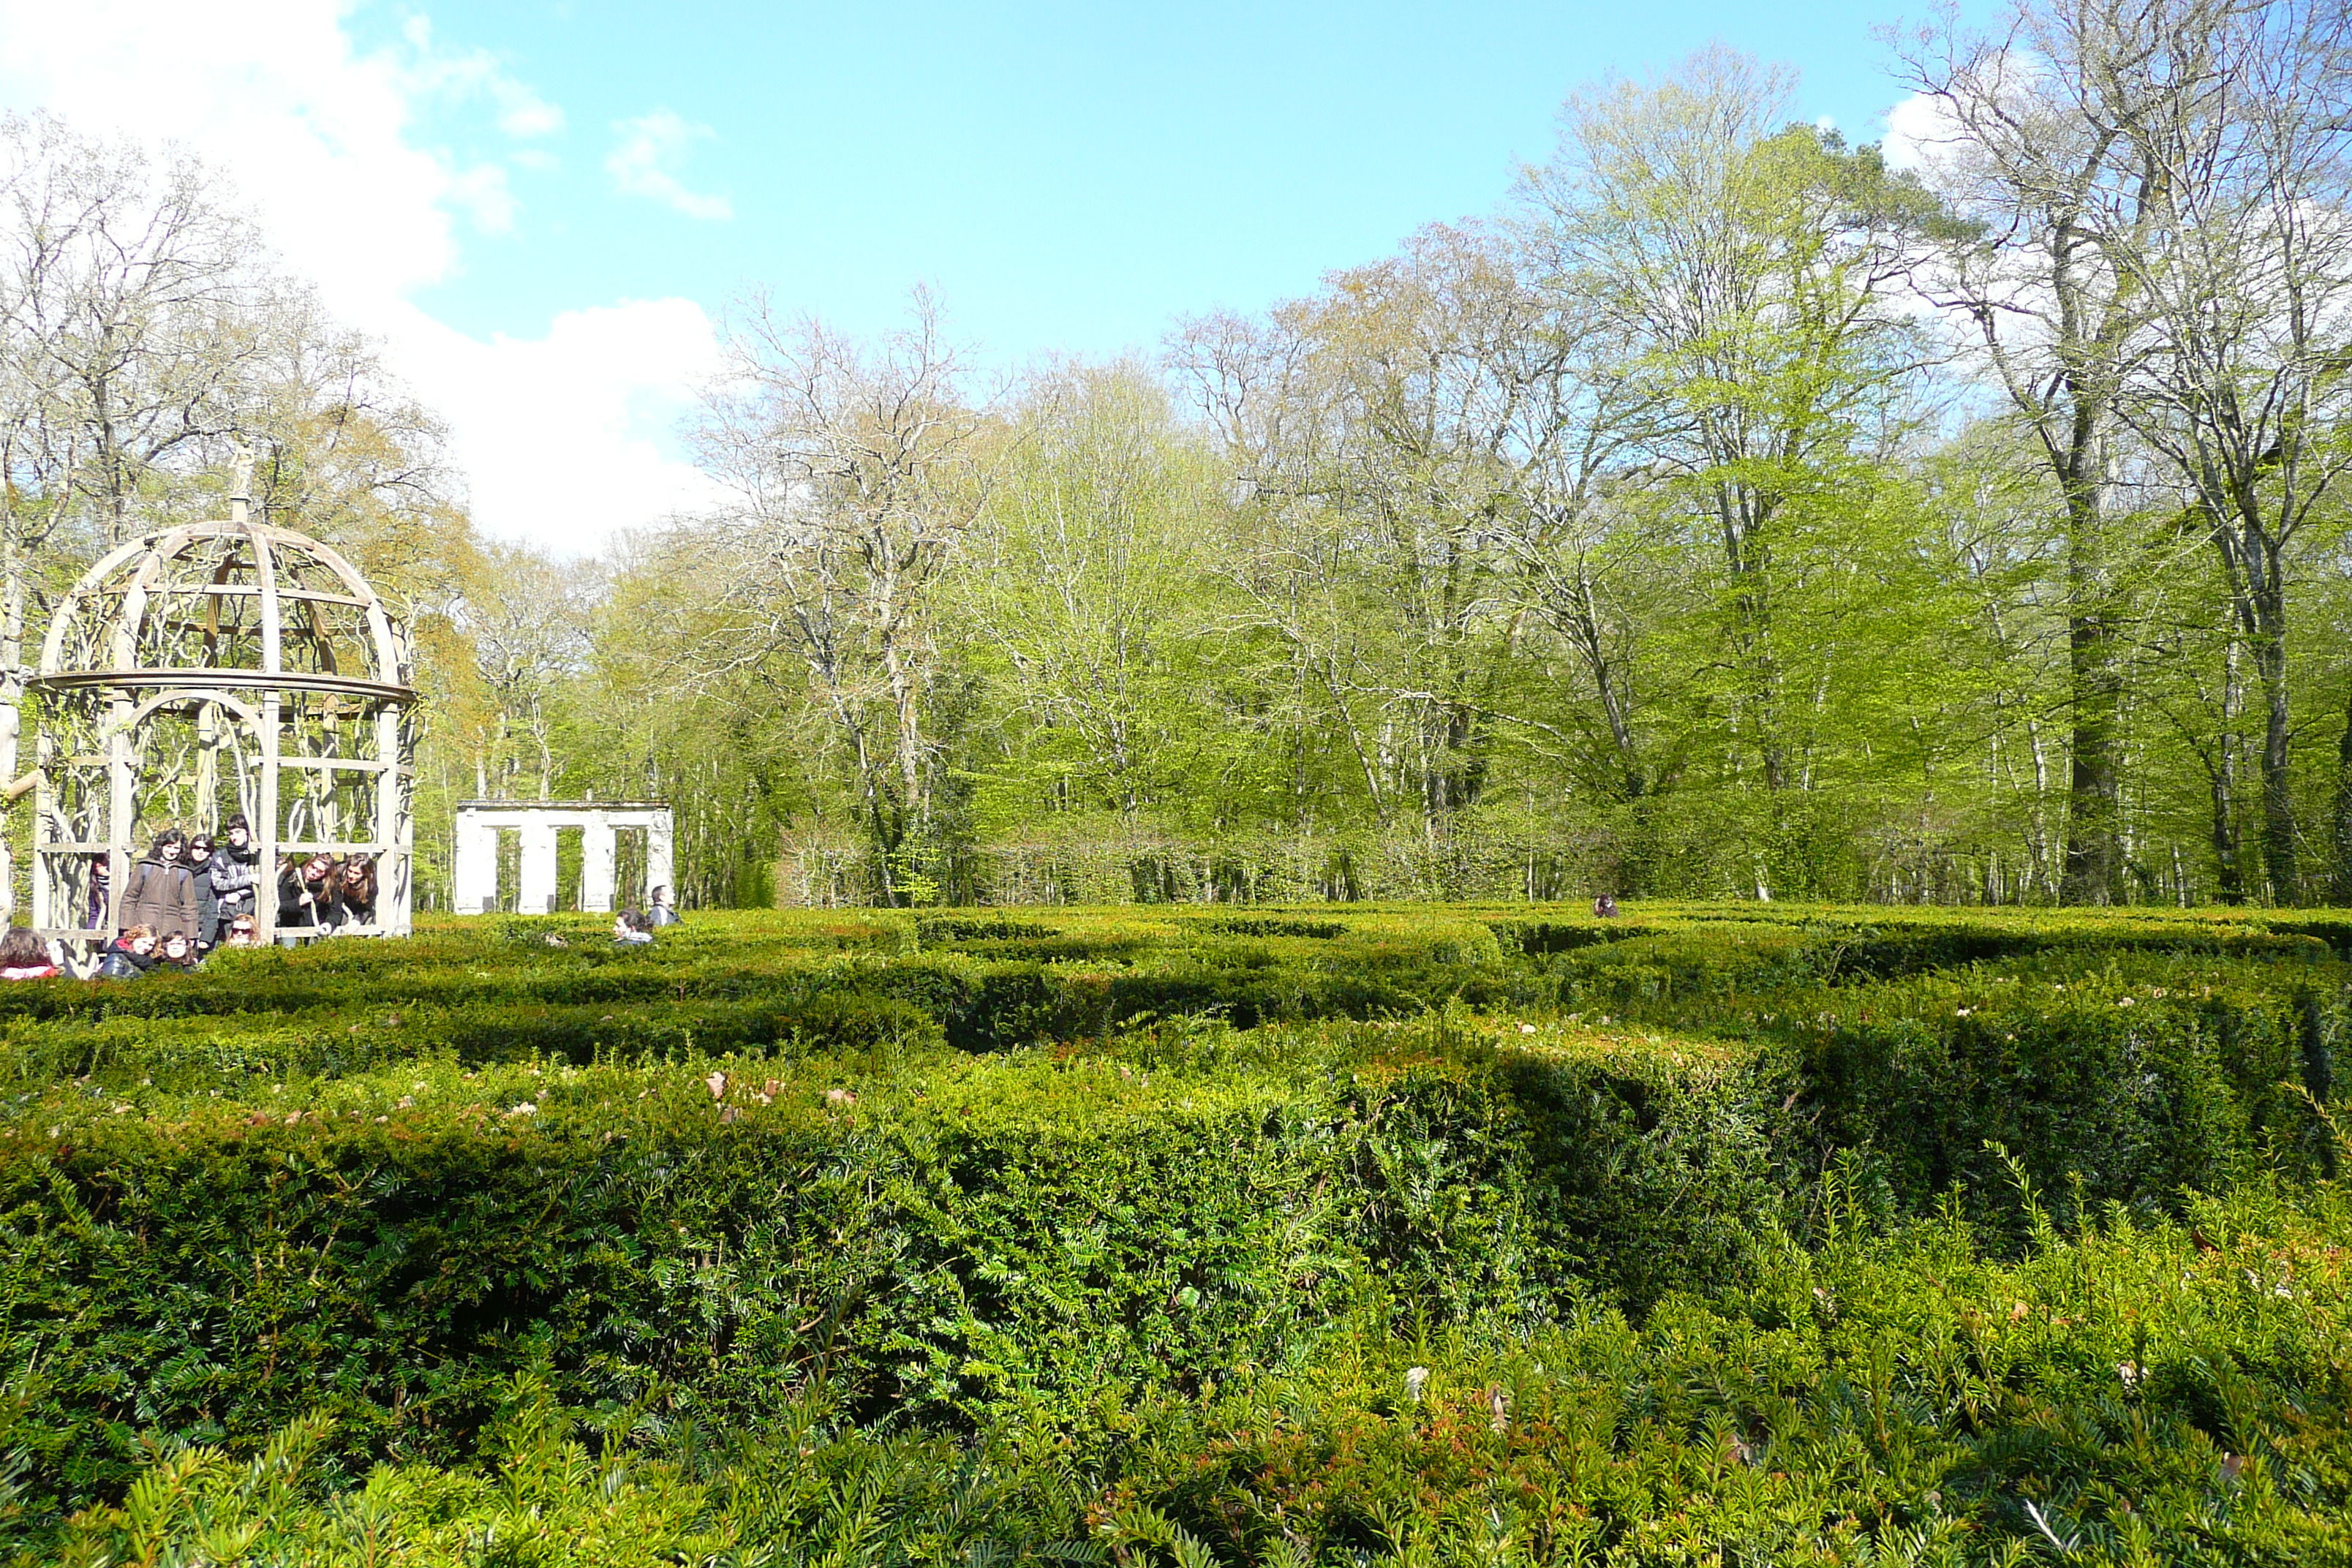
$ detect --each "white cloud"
[396,15,565,142]
[396,299,727,547]
[446,161,519,235]
[606,109,734,221]
[0,0,717,554]
[0,0,469,312]
[1882,91,1947,172]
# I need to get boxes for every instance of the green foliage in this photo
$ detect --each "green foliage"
[3,902,2351,1563]
[1100,1179,2352,1564]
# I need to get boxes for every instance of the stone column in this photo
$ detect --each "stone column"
[452,810,494,915]
[581,813,617,912]
[518,813,559,915]
[647,811,676,905]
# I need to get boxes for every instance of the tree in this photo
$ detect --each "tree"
[456,543,599,802]
[958,362,1221,832]
[685,293,988,904]
[1522,50,1942,894]
[0,113,284,918]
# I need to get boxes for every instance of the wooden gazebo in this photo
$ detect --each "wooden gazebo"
[26,483,416,942]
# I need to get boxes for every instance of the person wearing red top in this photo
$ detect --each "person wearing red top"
[0,925,61,980]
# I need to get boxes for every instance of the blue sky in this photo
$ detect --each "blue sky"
[385,0,1942,361]
[1,0,1971,548]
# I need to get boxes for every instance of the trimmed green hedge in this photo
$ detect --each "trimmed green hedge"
[7,901,2352,1561]
[0,1014,1782,1513]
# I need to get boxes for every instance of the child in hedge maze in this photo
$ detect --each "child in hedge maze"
[206,815,260,946]
[120,829,199,941]
[613,908,655,946]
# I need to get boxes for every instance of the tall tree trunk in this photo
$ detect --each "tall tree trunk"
[2209,636,2246,905]
[2251,574,2299,904]
[2331,675,2352,906]
[2061,614,2125,904]
[2059,467,2124,904]
[0,538,20,922]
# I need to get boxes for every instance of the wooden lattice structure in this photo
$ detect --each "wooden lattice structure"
[26,488,416,942]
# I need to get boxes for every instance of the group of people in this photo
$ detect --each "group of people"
[91,818,379,946]
[610,891,682,946]
[1,817,385,981]
[3,818,685,980]
[105,818,265,946]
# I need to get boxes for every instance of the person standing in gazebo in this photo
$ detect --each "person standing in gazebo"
[121,830,200,941]
[83,854,110,930]
[207,815,260,944]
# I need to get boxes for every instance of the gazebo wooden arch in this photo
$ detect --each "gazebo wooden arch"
[26,482,416,943]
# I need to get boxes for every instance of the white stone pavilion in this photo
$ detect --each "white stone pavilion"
[451,800,674,915]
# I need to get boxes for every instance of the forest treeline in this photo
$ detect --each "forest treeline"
[10,0,2352,911]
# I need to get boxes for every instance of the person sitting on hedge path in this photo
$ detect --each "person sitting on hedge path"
[613,908,655,946]
[121,829,200,941]
[0,924,61,980]
[97,924,159,979]
[277,853,336,935]
[649,886,682,927]
[206,815,260,946]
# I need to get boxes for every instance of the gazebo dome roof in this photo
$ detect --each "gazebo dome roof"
[34,520,413,701]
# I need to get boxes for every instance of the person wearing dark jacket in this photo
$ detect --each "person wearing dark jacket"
[278,853,336,935]
[649,886,682,927]
[208,815,260,944]
[97,925,159,979]
[120,831,200,941]
[328,855,378,930]
[187,834,220,949]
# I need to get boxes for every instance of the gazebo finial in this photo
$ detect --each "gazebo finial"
[230,443,253,528]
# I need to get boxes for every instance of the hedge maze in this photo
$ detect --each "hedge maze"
[6,904,2351,1564]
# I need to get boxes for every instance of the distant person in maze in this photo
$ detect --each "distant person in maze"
[329,855,378,930]
[121,829,200,941]
[649,886,682,927]
[612,908,655,946]
[277,853,336,935]
[207,814,260,944]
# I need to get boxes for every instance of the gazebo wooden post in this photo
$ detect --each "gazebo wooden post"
[105,690,132,938]
[258,688,282,943]
[29,723,52,934]
[375,704,406,935]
